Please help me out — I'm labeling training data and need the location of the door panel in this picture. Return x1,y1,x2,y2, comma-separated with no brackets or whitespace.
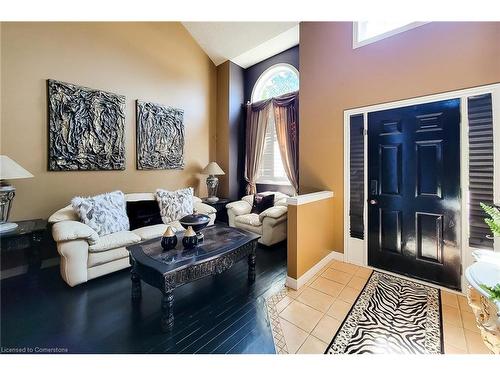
379,144,401,195
415,141,442,198
368,99,461,290
416,212,443,263
379,209,402,254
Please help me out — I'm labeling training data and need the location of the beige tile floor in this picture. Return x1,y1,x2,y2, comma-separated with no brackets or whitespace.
274,260,492,354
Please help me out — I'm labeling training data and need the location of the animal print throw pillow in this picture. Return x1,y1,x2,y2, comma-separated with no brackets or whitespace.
156,187,194,224
72,191,130,236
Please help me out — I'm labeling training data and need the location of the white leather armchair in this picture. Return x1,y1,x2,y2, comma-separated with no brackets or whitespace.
226,191,288,246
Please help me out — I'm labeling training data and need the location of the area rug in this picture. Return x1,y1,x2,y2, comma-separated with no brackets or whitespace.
326,271,443,354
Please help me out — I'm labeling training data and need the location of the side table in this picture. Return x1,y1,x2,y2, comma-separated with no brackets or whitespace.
201,198,233,224
0,219,48,275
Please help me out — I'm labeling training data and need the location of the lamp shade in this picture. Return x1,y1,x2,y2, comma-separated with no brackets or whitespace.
0,156,34,180
201,162,225,175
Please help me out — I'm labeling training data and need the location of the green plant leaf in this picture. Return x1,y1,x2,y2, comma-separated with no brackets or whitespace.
480,203,500,237
480,283,500,302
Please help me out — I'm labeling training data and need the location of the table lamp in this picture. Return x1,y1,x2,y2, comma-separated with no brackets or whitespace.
201,162,225,203
0,155,34,233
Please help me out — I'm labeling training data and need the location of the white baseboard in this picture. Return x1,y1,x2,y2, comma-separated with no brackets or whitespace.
331,250,344,261
286,250,343,290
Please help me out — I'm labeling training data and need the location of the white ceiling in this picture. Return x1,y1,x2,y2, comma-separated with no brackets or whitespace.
182,22,299,68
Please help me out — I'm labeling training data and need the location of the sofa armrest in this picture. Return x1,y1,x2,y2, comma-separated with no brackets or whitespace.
194,201,217,215
259,206,287,222
48,205,79,223
52,221,99,245
226,200,252,216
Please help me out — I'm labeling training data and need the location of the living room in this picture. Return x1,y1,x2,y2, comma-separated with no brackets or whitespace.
1,0,499,372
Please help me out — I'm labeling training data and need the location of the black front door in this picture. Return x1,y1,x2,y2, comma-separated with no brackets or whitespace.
368,99,461,290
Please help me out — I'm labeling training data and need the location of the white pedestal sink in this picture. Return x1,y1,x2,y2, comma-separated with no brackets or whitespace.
464,250,500,354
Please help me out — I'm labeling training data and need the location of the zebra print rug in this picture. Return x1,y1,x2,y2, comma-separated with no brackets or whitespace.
326,271,443,354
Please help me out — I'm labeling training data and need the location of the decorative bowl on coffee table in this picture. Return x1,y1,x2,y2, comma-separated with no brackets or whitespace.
179,213,210,240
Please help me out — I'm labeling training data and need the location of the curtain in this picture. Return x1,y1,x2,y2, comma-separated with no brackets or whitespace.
244,91,299,195
244,100,272,195
273,91,299,194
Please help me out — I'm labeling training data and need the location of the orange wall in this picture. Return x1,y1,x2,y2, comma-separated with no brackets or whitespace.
287,197,335,279
1,22,217,220
299,21,500,253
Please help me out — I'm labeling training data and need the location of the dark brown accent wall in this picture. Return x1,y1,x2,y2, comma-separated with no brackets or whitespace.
240,46,300,197
216,61,244,200
243,46,299,102
229,62,245,199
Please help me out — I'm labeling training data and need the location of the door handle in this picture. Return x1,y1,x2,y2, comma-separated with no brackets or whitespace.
369,199,378,205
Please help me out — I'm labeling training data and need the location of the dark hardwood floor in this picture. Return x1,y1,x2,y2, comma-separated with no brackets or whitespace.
0,243,287,354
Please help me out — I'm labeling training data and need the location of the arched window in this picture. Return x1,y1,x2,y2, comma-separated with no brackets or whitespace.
251,64,299,102
251,64,299,185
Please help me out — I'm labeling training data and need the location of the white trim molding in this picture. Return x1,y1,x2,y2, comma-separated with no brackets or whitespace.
285,250,343,290
286,190,334,206
493,90,500,253
343,82,500,293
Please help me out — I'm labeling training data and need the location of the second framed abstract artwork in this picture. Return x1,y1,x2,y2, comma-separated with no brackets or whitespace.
136,100,185,170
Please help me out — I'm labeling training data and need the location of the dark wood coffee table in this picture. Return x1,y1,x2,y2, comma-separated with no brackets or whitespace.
127,224,260,332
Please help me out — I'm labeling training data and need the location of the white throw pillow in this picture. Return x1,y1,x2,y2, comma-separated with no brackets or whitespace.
156,187,194,224
72,191,130,236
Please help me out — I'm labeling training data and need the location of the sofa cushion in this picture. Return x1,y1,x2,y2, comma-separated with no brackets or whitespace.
72,191,130,236
275,197,288,207
235,213,262,227
234,220,263,235
251,193,275,214
88,231,141,253
126,200,163,230
259,206,288,221
88,247,129,268
156,187,194,224
242,191,288,208
132,222,184,241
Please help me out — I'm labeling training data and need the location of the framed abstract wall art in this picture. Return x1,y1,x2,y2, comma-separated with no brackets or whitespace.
48,79,126,171
136,100,185,170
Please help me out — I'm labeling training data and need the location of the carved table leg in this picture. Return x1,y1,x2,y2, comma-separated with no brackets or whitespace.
161,291,174,332
248,252,256,283
131,269,142,300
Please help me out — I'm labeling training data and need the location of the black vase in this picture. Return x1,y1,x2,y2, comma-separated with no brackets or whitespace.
179,213,210,241
161,226,177,251
182,226,198,249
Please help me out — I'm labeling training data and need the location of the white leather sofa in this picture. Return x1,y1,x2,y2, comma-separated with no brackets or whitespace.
48,193,216,287
226,191,288,246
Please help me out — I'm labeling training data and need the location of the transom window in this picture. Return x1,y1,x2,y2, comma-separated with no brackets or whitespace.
353,21,428,49
251,64,299,185
251,63,299,102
